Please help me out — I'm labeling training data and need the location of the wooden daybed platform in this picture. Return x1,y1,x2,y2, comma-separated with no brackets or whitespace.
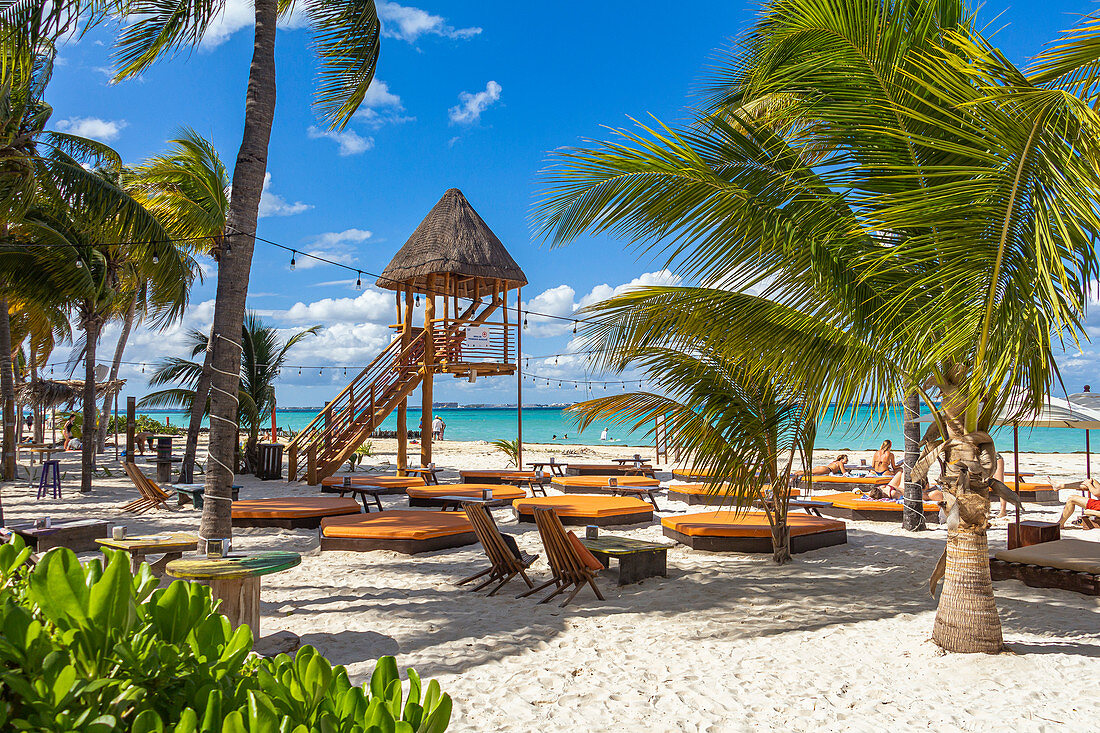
458,469,537,485
990,538,1100,596
551,476,660,493
813,492,941,523
798,475,892,494
565,463,656,477
670,467,730,482
231,497,362,529
513,495,654,527
1005,481,1059,504
663,511,846,553
667,483,801,505
406,484,526,507
320,475,426,496
319,510,477,554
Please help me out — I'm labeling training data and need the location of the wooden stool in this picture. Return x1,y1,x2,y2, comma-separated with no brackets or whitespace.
36,459,61,500
1008,520,1060,549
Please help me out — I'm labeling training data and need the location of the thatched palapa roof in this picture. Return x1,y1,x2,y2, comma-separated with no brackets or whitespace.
17,378,126,410
376,188,527,293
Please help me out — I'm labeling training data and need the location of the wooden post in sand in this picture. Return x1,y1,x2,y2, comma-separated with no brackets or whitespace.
397,285,413,475
516,286,523,471
126,397,135,463
421,274,435,467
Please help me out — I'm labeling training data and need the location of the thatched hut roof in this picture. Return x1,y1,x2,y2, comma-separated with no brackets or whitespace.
376,188,527,293
17,378,126,410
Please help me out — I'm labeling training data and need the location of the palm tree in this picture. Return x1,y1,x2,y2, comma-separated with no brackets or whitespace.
567,330,818,563
110,0,380,549
139,313,318,474
536,0,1100,652
98,130,229,463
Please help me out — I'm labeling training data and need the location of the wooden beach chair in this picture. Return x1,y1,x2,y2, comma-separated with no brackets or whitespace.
519,507,604,607
458,503,538,595
122,462,175,514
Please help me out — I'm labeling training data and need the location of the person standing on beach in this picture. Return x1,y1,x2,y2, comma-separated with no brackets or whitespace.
601,428,608,441
433,415,445,441
62,416,75,450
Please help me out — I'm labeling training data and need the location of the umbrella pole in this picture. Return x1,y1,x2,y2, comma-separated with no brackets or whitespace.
1014,422,1020,527
1087,430,1091,481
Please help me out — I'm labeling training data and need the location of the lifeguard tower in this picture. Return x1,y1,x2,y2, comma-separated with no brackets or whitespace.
287,189,527,484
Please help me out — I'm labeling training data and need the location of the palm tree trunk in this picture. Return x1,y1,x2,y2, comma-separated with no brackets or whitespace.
98,295,136,453
80,306,100,493
29,342,41,443
199,0,277,552
0,294,15,484
180,342,212,483
902,390,924,531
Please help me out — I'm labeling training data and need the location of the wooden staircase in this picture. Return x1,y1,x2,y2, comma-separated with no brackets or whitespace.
286,332,427,484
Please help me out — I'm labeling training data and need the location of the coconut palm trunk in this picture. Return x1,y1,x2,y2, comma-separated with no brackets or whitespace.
199,0,277,550
0,294,15,482
180,343,212,483
97,294,136,453
80,304,100,493
28,341,40,443
902,391,923,531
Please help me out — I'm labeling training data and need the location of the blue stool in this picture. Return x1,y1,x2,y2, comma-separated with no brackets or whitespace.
37,459,61,500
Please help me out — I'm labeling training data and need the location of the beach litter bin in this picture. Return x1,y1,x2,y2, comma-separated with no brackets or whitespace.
257,443,284,480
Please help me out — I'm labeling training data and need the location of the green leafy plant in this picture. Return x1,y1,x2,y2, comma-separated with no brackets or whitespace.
488,438,520,468
0,537,452,731
347,442,373,472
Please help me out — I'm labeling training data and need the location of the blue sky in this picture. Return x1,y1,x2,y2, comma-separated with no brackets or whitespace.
44,0,1100,407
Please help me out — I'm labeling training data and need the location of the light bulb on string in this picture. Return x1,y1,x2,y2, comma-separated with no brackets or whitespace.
355,272,362,290
523,312,528,328
343,367,347,376
141,364,145,373
415,294,420,307
152,254,159,264
572,320,577,334
75,257,83,269
298,367,302,375
290,251,297,270
319,368,323,376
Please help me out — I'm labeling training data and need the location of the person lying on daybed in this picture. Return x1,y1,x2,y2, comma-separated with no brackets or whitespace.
809,454,849,476
1057,478,1100,528
860,471,944,503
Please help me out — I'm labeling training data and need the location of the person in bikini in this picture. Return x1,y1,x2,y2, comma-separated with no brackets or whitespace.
1057,478,1100,528
810,454,849,476
870,440,897,475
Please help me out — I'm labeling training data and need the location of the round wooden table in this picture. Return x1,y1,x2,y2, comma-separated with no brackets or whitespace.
166,551,301,638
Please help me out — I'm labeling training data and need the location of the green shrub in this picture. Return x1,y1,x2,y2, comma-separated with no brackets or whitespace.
103,414,185,436
0,537,452,732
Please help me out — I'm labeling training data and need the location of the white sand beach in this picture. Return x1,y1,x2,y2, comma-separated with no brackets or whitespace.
5,438,1098,731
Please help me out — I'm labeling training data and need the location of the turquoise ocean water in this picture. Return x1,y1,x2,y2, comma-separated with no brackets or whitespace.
135,405,1092,453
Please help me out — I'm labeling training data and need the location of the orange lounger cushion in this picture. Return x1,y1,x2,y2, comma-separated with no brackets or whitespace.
669,483,800,497
513,495,652,518
671,467,729,478
551,476,660,488
662,511,844,538
815,492,940,512
321,476,425,488
406,484,526,501
1011,482,1055,492
320,510,472,540
232,497,361,519
459,470,536,480
804,475,892,485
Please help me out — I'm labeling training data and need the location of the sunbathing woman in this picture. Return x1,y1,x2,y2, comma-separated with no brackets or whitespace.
1057,478,1100,528
879,470,943,502
871,440,897,475
810,454,849,476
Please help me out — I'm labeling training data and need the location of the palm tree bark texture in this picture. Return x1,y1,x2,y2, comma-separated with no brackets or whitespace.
0,293,15,482
199,0,276,551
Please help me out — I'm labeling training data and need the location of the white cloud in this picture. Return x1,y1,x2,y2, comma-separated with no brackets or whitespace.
291,228,374,270
54,116,127,142
521,270,682,337
377,2,481,42
448,81,501,125
308,126,374,156
577,269,681,308
355,81,416,128
258,173,312,217
282,289,393,324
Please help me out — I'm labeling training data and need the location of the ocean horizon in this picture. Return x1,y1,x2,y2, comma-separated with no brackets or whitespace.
131,404,1096,454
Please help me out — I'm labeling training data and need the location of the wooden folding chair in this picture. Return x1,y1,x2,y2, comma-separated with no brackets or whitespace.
457,503,539,595
519,507,604,607
121,462,175,514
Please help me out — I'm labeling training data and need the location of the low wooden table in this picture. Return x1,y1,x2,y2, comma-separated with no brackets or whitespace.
174,483,241,509
580,535,671,585
502,474,550,497
166,551,301,638
434,495,511,511
6,519,108,552
403,467,442,485
612,457,652,466
527,461,567,477
96,532,198,575
329,484,388,512
1008,520,1060,550
788,499,834,517
606,485,662,511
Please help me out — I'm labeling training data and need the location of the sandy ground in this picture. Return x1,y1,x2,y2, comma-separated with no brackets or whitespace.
4,437,1098,732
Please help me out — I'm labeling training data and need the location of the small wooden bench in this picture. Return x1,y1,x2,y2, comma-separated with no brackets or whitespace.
166,551,302,638
96,532,199,576
7,519,108,553
579,535,671,585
